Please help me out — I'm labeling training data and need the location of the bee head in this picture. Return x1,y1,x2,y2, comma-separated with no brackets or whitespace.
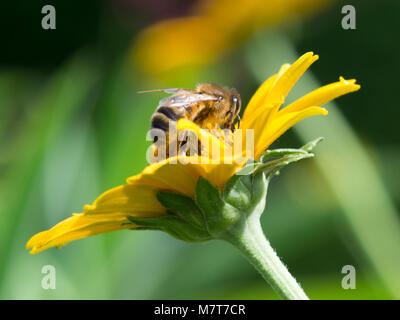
196,83,242,129
217,89,241,130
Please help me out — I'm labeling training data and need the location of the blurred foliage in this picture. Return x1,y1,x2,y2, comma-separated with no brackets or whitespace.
132,0,332,74
0,0,399,299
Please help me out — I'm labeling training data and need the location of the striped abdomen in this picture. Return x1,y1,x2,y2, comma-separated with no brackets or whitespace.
150,105,186,133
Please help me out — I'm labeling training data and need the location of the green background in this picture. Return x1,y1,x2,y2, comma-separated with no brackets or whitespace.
0,0,399,299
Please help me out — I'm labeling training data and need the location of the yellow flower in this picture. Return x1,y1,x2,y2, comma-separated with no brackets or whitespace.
133,0,332,74
26,52,359,254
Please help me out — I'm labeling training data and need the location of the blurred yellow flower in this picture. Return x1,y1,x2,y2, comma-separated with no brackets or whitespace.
133,0,332,74
26,52,359,254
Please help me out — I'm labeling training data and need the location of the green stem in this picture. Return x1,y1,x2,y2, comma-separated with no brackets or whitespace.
225,218,309,300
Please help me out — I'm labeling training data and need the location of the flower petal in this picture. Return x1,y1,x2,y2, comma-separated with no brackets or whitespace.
196,159,244,188
241,63,290,125
254,106,328,159
128,157,200,196
26,184,166,254
83,184,166,216
279,77,360,115
267,52,319,106
177,118,231,159
26,216,132,254
242,74,278,122
128,154,244,194
240,54,318,148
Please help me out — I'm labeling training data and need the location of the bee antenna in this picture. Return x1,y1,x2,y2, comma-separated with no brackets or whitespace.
137,89,157,94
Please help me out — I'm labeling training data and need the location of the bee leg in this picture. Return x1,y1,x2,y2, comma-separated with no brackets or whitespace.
236,114,241,129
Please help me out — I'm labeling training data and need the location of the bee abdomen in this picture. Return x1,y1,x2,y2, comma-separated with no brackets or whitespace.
158,106,181,121
151,106,184,131
151,113,170,132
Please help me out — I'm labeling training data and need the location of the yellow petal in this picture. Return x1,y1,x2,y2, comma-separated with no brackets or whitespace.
267,52,319,107
254,106,328,159
196,157,244,188
280,77,360,115
177,118,231,159
26,184,166,254
128,157,200,196
83,184,166,217
175,119,246,186
239,105,275,157
242,74,278,122
26,216,131,254
128,154,244,195
240,54,318,144
241,63,290,125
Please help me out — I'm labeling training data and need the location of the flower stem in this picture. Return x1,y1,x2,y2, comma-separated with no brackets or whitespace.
225,218,309,300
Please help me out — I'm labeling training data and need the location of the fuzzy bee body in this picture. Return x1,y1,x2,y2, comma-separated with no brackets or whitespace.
149,83,241,133
142,83,241,159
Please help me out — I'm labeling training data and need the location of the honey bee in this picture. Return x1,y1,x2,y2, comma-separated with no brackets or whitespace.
140,83,241,159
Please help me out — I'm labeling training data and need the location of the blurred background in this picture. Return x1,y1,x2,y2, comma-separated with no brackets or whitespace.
0,0,399,299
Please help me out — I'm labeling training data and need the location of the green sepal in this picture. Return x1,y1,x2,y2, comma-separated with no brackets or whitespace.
254,152,314,176
222,137,324,220
235,159,263,176
223,174,253,210
255,137,324,176
156,191,205,228
233,136,323,178
259,148,309,163
127,215,211,242
195,177,241,238
301,136,324,152
223,171,268,220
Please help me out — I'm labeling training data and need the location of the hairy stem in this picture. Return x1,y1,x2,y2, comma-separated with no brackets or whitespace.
225,218,309,300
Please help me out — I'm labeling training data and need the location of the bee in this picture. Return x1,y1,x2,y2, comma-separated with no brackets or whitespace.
140,83,241,159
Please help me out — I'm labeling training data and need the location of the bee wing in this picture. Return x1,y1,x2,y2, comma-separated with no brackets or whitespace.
137,88,194,94
159,93,219,107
